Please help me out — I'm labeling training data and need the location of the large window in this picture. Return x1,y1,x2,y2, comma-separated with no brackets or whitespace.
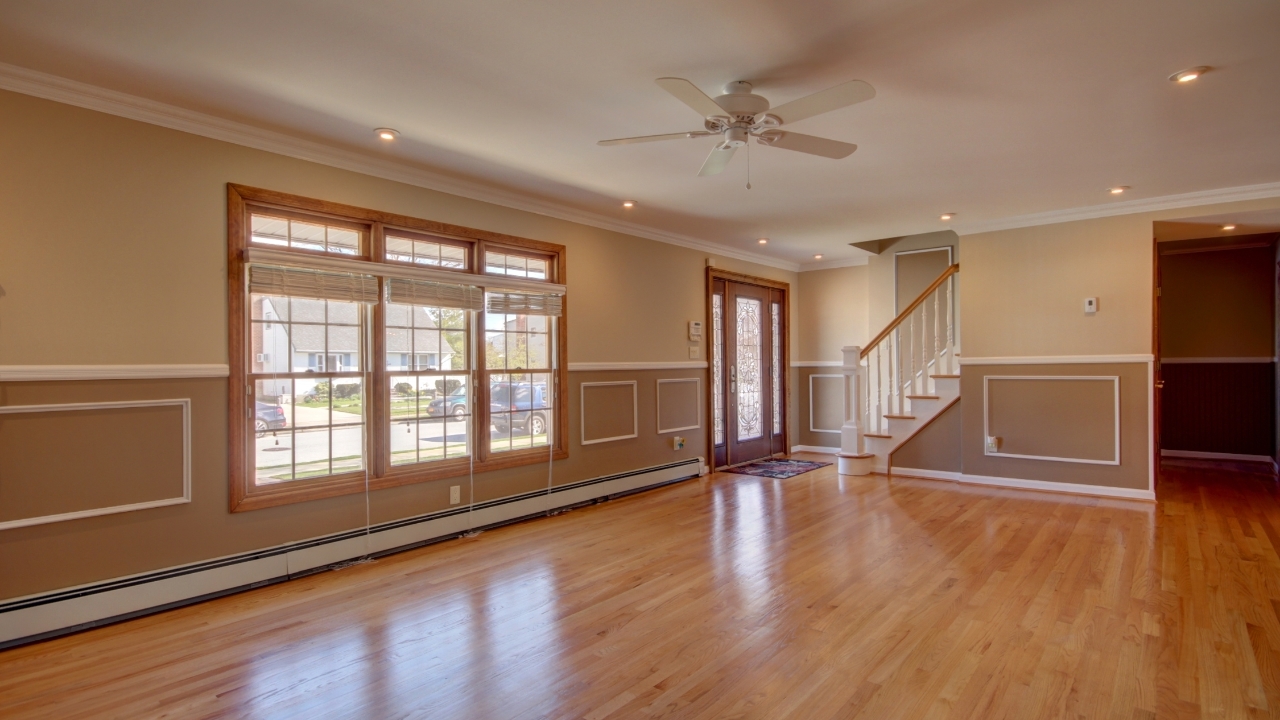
229,186,567,511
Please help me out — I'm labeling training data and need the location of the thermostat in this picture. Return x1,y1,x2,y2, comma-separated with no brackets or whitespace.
1084,297,1098,314
688,320,703,341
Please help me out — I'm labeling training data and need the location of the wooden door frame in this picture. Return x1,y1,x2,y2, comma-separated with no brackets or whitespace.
1152,236,1161,492
706,267,791,468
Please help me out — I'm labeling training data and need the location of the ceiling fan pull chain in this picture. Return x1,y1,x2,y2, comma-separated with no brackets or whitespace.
746,140,752,190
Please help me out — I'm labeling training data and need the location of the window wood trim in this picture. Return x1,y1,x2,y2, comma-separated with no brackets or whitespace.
228,184,568,512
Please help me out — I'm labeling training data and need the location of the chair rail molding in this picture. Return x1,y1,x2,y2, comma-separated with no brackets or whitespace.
0,365,230,381
959,354,1154,365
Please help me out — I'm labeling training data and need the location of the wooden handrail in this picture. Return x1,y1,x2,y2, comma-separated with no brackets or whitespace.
860,263,959,359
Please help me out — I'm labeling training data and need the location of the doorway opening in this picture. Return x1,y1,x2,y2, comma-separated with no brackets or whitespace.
1153,210,1280,478
708,269,789,469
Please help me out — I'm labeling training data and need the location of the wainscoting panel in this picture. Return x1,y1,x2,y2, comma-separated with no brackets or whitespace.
656,378,700,434
985,376,1119,464
1161,362,1275,457
580,381,638,445
0,399,191,530
808,374,844,434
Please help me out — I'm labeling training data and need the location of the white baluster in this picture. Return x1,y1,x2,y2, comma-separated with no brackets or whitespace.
932,288,941,391
946,276,955,374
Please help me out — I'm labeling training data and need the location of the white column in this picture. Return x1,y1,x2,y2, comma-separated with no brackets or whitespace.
838,345,873,476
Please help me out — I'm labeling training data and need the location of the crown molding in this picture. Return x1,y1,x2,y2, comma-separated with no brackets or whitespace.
955,182,1280,235
0,62,800,272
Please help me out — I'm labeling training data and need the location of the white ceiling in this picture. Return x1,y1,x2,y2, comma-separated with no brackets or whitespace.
1,0,1277,267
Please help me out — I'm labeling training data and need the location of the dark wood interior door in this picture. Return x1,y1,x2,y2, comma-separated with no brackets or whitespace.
725,280,774,465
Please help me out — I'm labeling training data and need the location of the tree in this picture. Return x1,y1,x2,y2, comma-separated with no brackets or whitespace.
393,382,414,396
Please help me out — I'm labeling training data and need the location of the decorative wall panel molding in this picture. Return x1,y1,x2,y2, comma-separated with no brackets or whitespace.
0,399,191,530
983,376,1120,465
808,374,844,434
656,378,701,434
580,381,638,445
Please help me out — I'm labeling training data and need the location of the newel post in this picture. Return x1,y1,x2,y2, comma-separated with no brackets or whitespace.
838,345,874,476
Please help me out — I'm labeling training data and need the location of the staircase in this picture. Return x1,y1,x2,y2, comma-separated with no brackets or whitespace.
837,263,959,476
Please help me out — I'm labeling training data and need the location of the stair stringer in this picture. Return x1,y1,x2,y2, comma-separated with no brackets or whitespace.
865,376,960,474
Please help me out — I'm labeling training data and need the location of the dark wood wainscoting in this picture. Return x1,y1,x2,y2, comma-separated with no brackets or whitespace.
1161,362,1275,456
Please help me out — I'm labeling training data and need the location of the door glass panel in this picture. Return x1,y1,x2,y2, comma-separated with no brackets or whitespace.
712,294,724,446
735,297,763,441
771,302,782,436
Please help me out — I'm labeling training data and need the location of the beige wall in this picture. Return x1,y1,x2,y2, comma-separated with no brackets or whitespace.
0,89,803,600
794,366,843,449
796,265,869,362
0,89,797,368
890,400,962,473
1160,243,1276,358
959,199,1280,359
868,231,959,338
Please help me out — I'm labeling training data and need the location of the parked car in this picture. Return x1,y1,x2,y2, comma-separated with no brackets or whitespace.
490,383,550,436
255,401,287,437
426,385,468,418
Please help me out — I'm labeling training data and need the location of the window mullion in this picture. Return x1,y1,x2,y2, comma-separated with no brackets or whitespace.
370,222,388,479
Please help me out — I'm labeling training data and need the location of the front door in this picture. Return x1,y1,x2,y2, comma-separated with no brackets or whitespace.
723,280,783,466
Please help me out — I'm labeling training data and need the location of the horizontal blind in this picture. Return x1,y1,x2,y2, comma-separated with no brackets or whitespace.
249,265,380,304
486,291,563,317
386,277,483,311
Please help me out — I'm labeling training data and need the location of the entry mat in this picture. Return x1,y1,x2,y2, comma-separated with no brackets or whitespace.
726,458,831,479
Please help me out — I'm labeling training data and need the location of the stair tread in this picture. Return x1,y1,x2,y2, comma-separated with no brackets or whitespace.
906,394,940,399
865,433,893,438
930,374,960,378
884,414,916,420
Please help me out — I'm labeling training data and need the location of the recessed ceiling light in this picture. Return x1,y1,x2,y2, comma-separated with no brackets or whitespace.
375,128,399,140
1109,186,1129,195
758,238,768,244
622,201,635,208
940,213,955,221
1222,224,1236,231
814,254,823,260
1170,66,1210,83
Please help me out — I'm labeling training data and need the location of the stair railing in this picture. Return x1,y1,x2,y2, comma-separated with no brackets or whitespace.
840,263,959,459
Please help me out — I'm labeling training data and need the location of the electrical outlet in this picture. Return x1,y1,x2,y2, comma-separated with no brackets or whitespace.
449,485,460,504
689,346,701,360
986,436,1001,453
672,436,685,450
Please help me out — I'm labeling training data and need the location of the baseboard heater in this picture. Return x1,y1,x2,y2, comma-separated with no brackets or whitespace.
0,458,703,650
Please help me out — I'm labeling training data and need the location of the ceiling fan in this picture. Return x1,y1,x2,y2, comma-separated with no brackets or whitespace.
598,77,875,177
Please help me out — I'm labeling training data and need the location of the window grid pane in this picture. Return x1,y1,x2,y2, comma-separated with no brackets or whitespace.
485,311,553,453
250,214,362,256
250,293,367,484
386,235,470,271
387,302,471,466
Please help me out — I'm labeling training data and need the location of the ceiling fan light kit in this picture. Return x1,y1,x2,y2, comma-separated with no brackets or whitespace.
599,77,875,178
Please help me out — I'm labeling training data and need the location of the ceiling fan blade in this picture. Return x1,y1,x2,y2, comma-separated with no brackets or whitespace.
759,132,857,159
766,80,875,125
698,144,736,176
597,131,714,146
656,78,726,119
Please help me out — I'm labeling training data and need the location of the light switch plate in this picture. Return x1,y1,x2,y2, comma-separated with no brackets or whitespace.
689,346,701,359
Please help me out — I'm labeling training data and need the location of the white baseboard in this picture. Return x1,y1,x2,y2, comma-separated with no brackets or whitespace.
790,445,840,454
1161,449,1276,464
0,459,701,648
890,467,1156,501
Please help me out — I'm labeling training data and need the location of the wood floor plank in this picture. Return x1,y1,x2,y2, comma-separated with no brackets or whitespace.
4,459,1280,718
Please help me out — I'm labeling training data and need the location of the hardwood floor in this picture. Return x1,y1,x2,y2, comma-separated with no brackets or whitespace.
3,456,1280,718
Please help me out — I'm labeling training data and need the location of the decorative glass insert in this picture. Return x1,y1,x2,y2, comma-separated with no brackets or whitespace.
250,295,367,484
250,214,360,255
385,235,468,270
712,294,724,446
485,311,554,452
736,297,763,441
771,302,781,436
484,251,548,280
386,303,470,466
